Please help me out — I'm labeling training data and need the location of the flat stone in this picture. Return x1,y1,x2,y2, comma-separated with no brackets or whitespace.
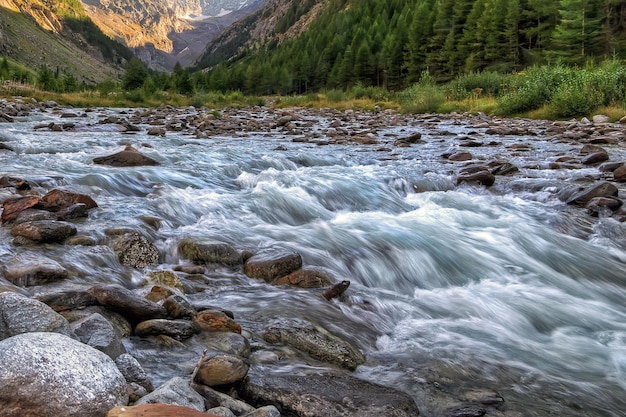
10,220,77,243
244,249,302,282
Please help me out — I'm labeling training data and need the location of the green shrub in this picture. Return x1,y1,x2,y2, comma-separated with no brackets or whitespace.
445,71,509,100
399,82,446,114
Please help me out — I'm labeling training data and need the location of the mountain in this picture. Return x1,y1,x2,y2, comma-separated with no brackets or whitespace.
80,0,267,70
0,0,132,83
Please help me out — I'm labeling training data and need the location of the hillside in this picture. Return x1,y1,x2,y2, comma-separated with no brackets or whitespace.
194,0,626,95
0,0,132,84
80,0,266,70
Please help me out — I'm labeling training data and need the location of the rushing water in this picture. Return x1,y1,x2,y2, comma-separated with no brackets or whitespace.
2,106,626,416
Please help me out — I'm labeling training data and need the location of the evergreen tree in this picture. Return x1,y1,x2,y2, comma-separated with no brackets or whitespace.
547,0,602,64
122,57,148,91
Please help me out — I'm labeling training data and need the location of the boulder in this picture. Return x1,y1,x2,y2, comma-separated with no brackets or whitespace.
263,319,365,371
93,145,159,167
115,353,155,393
40,189,98,211
193,353,250,387
239,369,420,417
10,219,77,243
0,332,128,417
566,181,619,206
244,250,303,282
194,309,242,334
582,150,609,165
88,284,167,323
135,376,205,411
2,253,69,286
114,232,160,268
71,313,126,359
135,319,197,340
0,291,74,340
178,239,242,266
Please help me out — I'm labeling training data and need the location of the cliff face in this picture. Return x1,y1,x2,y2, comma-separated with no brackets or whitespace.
80,0,267,70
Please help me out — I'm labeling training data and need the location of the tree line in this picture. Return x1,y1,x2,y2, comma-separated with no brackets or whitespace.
192,0,626,95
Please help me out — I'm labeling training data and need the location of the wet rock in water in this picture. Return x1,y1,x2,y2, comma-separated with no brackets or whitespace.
10,219,77,243
263,319,365,371
447,151,473,161
271,267,334,288
0,292,74,340
193,352,250,387
456,171,495,187
88,284,167,323
491,161,519,176
194,309,242,334
0,142,14,151
2,254,69,286
71,313,127,359
147,127,166,136
322,280,350,300
107,404,217,417
195,331,251,358
613,165,626,182
115,353,155,393
599,161,624,172
178,239,242,266
14,208,57,224
566,181,619,206
114,232,160,268
37,289,98,312
1,195,41,223
146,269,186,292
582,150,609,165
460,389,505,407
444,405,487,417
192,384,255,415
0,332,128,417
40,188,98,211
93,145,159,167
134,376,205,411
145,285,174,302
239,369,420,417
244,249,303,282
586,196,623,216
135,319,197,340
163,294,197,319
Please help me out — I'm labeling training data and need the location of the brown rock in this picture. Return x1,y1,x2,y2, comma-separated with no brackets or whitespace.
456,171,496,187
243,250,302,282
194,310,242,334
40,189,98,211
613,165,626,182
93,145,159,167
10,220,77,243
193,353,250,387
271,267,334,288
107,404,218,417
88,284,167,323
1,195,41,223
582,150,609,165
566,181,619,206
448,151,472,161
134,319,196,339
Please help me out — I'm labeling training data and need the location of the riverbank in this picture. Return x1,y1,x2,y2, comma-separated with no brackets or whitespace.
1,97,626,417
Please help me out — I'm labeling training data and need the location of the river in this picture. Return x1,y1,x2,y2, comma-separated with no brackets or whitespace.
1,104,626,416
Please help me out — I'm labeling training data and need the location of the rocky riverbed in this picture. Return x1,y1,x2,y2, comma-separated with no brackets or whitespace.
1,97,626,417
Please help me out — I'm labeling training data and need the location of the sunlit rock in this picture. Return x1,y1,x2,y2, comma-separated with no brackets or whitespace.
193,352,249,387
194,309,242,334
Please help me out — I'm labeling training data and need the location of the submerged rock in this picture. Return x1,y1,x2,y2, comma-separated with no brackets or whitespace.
263,319,365,371
240,369,419,417
93,145,159,167
0,332,128,417
10,219,77,243
244,250,302,282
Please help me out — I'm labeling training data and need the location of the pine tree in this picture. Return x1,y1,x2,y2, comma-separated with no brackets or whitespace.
122,58,148,91
547,0,602,64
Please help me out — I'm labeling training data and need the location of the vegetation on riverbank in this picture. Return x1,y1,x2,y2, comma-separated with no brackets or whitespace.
2,56,626,121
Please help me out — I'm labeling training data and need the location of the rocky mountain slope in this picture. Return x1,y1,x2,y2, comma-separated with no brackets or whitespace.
0,0,131,83
81,0,267,70
193,0,325,70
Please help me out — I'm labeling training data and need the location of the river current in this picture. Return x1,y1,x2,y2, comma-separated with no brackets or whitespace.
2,106,626,416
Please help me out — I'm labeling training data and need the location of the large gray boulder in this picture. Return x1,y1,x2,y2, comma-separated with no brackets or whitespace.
135,376,205,411
71,312,126,359
0,291,74,340
0,332,128,417
240,369,419,417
